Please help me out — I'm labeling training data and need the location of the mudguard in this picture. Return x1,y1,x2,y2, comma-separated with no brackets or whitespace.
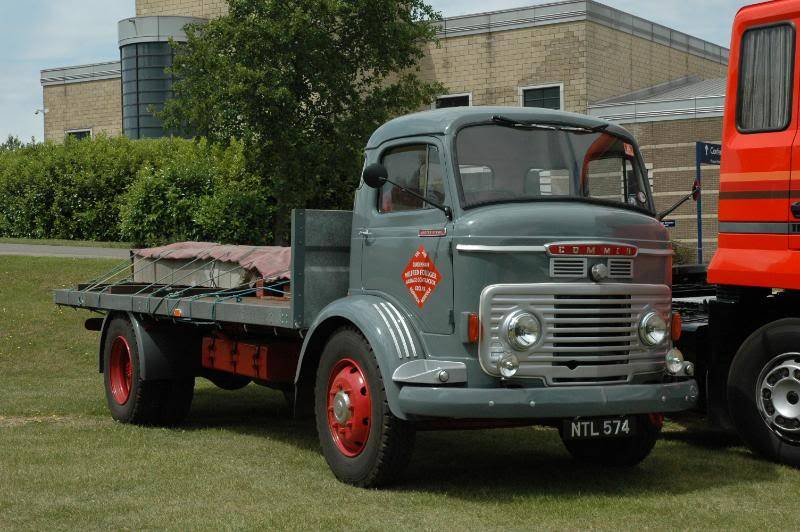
297,295,426,420
99,312,195,380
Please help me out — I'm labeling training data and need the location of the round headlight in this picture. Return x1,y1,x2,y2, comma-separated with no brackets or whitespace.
665,348,685,375
639,312,667,346
499,353,520,378
506,312,541,351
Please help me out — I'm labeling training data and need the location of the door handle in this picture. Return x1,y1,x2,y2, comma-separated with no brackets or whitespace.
792,202,800,219
358,229,373,237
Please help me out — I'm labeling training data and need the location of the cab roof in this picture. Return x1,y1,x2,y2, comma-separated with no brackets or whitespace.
366,106,632,149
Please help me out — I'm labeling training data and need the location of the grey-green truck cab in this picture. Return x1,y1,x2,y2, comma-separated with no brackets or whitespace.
56,107,697,487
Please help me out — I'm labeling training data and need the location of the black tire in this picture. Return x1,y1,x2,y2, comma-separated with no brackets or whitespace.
559,415,661,467
102,316,195,426
204,370,251,391
728,318,800,468
314,327,415,487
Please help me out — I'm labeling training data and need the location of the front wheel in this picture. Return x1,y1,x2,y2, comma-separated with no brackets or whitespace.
559,415,661,467
728,319,800,468
314,327,415,487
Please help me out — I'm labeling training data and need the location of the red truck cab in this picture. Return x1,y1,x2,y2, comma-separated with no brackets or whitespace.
710,0,800,289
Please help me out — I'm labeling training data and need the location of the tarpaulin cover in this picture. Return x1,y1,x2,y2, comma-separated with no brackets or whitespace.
133,242,292,281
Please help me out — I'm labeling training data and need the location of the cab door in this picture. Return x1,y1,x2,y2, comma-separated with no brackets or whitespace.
725,21,799,249
360,138,454,334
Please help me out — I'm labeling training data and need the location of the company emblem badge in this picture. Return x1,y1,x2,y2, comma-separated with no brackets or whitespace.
418,228,447,238
402,246,441,308
546,243,638,257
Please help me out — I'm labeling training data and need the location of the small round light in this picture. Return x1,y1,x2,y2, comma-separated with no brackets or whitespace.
506,312,541,351
499,353,520,378
683,361,695,377
665,348,685,375
639,312,668,346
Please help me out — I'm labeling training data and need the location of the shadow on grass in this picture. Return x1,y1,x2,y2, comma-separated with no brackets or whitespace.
183,384,775,497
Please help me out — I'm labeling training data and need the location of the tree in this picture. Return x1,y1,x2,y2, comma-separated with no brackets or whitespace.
1,135,24,151
162,0,443,243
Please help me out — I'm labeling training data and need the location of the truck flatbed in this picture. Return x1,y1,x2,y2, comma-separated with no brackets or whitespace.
54,210,352,330
54,287,293,328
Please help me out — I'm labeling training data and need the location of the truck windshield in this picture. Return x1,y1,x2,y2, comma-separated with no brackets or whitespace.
455,123,651,212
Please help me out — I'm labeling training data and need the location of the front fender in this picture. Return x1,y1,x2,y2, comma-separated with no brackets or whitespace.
297,295,425,420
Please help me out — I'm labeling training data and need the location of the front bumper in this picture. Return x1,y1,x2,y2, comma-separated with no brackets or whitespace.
397,379,698,419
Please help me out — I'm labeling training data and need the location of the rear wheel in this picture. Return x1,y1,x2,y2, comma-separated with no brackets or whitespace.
314,327,415,487
559,415,661,466
102,316,194,426
728,319,800,468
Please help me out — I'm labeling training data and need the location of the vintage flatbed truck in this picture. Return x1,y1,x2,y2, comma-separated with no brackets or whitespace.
55,107,697,487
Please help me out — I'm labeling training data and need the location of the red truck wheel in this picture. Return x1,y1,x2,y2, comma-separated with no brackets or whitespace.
102,316,195,426
728,319,800,468
314,327,415,487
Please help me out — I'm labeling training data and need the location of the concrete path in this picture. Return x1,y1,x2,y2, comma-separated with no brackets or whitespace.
0,243,130,260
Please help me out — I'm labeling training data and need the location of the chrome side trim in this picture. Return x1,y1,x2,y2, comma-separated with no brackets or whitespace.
719,222,789,234
458,244,672,256
638,248,674,256
373,304,403,359
384,303,418,358
456,245,546,253
380,302,410,359
392,360,467,384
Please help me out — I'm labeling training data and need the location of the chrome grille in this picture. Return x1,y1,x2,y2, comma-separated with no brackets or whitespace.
608,258,634,279
550,258,587,278
479,283,670,386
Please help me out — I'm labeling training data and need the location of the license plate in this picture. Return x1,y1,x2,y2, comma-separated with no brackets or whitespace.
562,416,635,440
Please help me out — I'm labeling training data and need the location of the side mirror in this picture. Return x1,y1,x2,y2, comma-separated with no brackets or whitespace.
363,163,388,189
691,180,701,202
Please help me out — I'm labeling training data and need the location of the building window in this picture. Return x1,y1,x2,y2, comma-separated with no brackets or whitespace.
737,23,795,133
435,93,471,109
520,84,563,110
65,129,92,141
121,42,176,139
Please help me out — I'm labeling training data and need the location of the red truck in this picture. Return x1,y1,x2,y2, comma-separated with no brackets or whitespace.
678,0,800,468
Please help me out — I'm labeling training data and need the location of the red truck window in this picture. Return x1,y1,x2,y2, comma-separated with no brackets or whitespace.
737,23,795,133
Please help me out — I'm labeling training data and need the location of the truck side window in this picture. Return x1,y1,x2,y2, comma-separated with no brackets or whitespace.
737,24,795,132
379,145,445,213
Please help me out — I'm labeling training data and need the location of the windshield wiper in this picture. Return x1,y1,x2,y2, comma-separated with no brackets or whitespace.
490,115,609,134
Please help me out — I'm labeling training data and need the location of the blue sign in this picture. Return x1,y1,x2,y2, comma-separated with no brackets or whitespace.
697,142,722,166
662,220,677,228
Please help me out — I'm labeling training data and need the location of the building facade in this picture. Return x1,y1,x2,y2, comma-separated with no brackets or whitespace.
40,0,729,261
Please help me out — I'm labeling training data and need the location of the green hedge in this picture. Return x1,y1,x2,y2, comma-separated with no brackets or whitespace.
0,136,273,247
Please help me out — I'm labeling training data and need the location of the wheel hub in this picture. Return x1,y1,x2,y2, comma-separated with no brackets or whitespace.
333,390,352,424
109,336,133,406
757,353,800,438
326,358,371,457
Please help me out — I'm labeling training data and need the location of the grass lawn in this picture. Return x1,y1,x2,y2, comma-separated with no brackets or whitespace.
0,237,131,249
1,255,798,530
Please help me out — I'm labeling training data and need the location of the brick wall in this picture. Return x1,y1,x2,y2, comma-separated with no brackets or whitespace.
136,0,228,18
586,23,728,104
420,22,588,113
626,117,723,262
43,79,122,143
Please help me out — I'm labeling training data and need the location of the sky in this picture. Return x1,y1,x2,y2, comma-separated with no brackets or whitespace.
0,0,751,143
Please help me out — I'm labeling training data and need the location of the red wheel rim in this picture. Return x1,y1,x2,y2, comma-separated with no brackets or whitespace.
327,358,371,457
109,336,133,405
